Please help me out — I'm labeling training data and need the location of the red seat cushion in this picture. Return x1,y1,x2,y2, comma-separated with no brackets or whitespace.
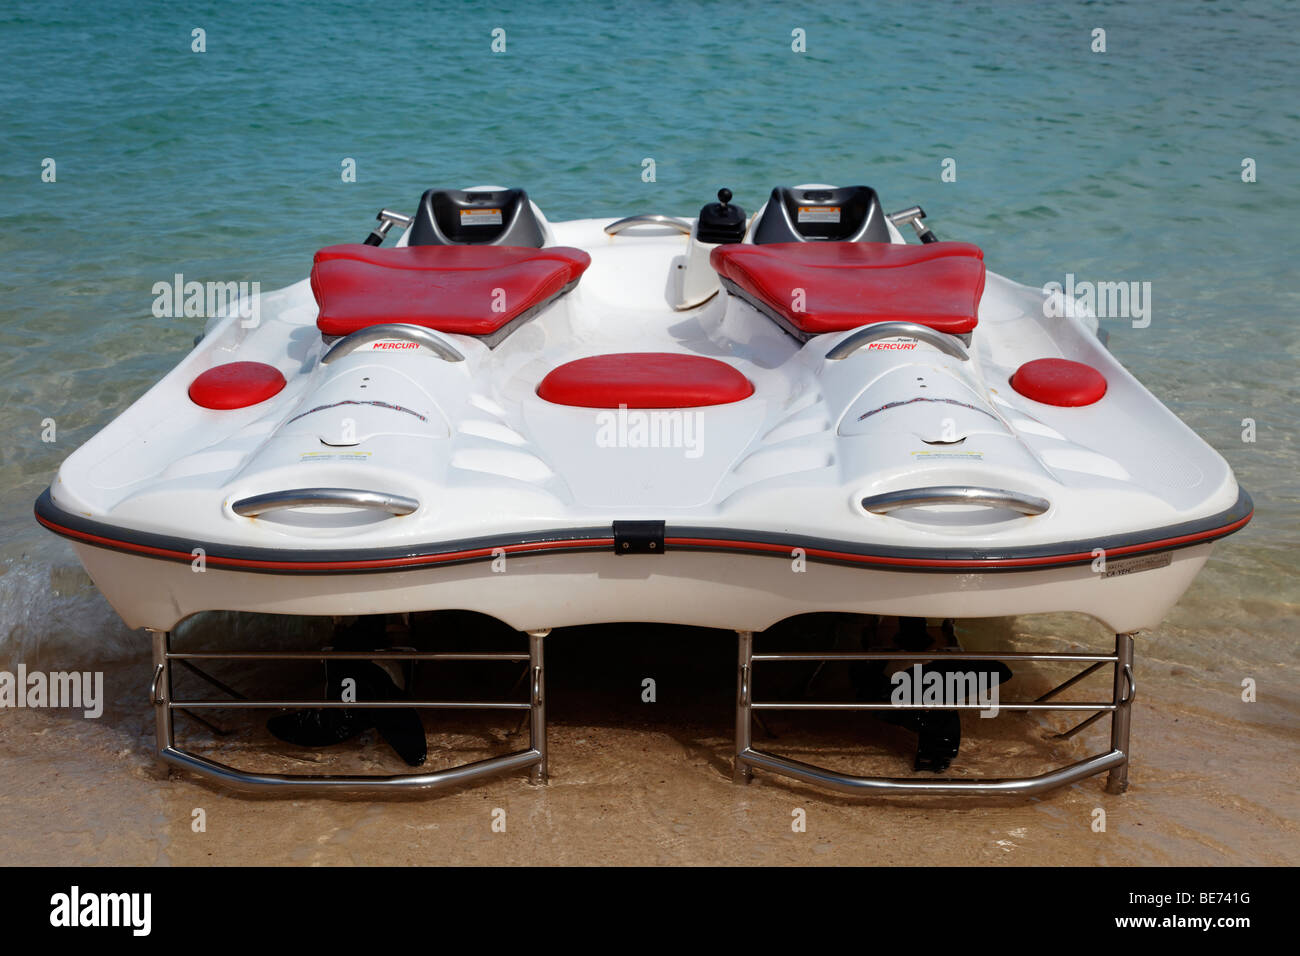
537,353,754,408
1010,358,1107,406
711,241,985,336
189,362,286,409
311,244,590,337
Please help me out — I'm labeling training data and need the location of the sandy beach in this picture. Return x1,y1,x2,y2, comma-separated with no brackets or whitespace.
2,606,1295,867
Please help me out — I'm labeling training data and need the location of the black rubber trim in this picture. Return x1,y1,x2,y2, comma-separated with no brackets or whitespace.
34,487,1252,576
35,488,611,574
667,485,1253,571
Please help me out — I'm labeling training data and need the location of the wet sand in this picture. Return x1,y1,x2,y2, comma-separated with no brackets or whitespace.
2,613,1296,867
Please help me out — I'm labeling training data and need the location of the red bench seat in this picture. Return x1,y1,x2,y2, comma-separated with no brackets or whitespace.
311,244,590,341
711,241,986,339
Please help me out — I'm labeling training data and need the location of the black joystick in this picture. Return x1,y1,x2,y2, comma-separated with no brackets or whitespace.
697,187,746,244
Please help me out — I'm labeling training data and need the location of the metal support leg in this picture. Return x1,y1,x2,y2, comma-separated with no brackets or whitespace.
527,629,549,785
734,630,754,784
148,626,553,793
733,635,1133,797
148,629,172,760
1105,632,1136,794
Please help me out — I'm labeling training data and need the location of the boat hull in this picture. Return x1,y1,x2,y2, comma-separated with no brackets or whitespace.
68,535,1215,634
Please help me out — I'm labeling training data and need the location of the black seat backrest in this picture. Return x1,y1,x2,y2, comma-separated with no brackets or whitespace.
408,187,546,247
751,185,890,244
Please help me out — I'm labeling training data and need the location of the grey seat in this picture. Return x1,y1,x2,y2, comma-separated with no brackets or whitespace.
408,187,546,247
751,185,890,244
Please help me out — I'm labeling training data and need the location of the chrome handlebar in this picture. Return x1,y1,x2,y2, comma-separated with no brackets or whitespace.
364,209,414,245
377,208,413,230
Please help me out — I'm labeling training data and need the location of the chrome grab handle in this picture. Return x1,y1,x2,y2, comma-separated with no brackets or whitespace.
378,208,413,230
322,323,465,364
363,208,414,246
886,205,938,243
232,488,419,517
861,485,1050,516
887,205,926,227
604,214,693,236
826,321,969,362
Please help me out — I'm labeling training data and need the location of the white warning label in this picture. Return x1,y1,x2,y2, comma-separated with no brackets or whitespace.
460,208,503,226
797,205,841,224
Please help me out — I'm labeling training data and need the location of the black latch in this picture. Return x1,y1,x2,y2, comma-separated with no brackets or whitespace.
613,520,666,555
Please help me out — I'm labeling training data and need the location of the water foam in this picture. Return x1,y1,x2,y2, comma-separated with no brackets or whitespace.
0,556,138,669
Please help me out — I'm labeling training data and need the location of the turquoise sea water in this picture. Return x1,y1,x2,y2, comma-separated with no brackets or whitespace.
0,0,1296,665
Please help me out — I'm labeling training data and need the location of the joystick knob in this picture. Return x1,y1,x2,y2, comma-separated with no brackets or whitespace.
697,188,746,244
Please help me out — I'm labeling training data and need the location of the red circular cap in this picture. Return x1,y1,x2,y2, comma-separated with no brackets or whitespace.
1010,358,1107,407
537,352,754,408
189,362,286,410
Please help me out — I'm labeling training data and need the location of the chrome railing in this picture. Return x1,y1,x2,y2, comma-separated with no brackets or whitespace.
148,629,550,792
604,214,693,236
734,631,1137,796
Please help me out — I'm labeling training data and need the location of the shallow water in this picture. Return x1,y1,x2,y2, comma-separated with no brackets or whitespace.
1,620,1295,866
0,1,1295,861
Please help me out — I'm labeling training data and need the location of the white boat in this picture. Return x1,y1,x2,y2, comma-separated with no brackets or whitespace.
35,183,1252,795
37,183,1251,634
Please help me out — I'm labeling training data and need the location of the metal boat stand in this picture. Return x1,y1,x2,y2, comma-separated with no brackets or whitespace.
733,630,1136,797
147,627,549,793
